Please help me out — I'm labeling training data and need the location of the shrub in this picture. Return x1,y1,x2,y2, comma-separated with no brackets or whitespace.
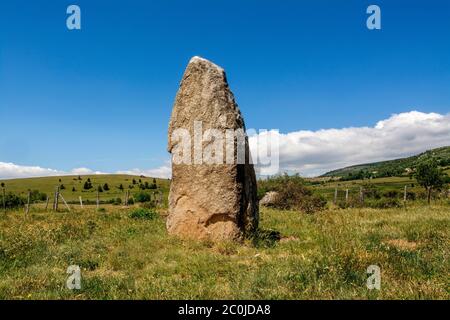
113,198,122,205
406,191,416,201
367,198,402,209
298,195,327,214
3,193,26,208
262,174,326,213
83,181,93,190
362,183,381,199
29,190,47,202
134,192,151,203
128,197,135,205
129,208,158,220
268,175,312,210
250,228,281,248
140,201,156,209
383,190,399,199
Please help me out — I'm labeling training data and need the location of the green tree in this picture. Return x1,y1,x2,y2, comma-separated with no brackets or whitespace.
118,184,124,191
415,159,446,204
1,182,5,188
98,185,103,193
83,181,92,190
103,183,110,191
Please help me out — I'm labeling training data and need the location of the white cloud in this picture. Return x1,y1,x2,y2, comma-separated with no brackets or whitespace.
0,163,108,179
116,163,172,179
249,111,450,177
1,111,448,180
0,162,171,180
0,162,63,179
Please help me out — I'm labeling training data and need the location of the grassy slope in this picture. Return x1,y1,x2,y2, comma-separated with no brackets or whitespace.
0,205,448,299
3,166,446,205
321,146,450,177
0,175,170,202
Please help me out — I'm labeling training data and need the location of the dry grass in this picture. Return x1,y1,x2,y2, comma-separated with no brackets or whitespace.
0,204,448,299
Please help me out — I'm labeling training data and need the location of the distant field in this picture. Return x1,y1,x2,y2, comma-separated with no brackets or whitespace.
2,173,447,207
0,175,170,202
0,204,448,299
311,175,431,202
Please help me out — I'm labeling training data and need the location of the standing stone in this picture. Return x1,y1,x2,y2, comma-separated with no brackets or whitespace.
167,56,259,241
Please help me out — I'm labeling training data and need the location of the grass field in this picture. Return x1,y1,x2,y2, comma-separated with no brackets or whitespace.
0,175,170,202
0,204,448,299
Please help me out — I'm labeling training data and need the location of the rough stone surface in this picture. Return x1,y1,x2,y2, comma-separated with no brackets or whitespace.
167,56,259,241
259,191,279,207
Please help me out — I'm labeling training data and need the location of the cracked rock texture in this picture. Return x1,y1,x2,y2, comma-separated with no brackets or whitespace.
167,56,259,241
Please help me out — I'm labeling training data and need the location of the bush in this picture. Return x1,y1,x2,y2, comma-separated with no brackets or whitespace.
2,193,26,208
29,190,47,202
262,174,326,213
298,195,327,214
134,192,151,203
362,183,381,199
140,201,156,209
383,190,399,199
367,198,402,209
250,228,281,248
129,208,158,220
406,191,416,201
113,198,122,205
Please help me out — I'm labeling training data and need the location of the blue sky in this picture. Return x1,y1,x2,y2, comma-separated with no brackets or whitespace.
1,0,449,178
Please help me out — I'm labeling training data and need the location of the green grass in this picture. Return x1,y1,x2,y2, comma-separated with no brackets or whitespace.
0,204,448,299
0,174,170,202
321,146,450,178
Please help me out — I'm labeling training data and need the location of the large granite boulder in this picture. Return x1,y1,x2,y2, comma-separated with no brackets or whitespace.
167,56,258,241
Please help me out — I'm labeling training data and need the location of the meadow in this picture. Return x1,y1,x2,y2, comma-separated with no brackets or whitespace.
1,175,170,203
0,203,448,299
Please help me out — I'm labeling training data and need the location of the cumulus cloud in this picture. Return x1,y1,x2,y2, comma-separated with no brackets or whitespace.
0,162,63,179
0,162,171,180
116,163,172,179
1,111,448,180
0,163,108,179
249,111,450,177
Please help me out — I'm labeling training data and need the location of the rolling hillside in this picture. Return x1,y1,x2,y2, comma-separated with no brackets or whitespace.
322,146,450,179
0,174,170,202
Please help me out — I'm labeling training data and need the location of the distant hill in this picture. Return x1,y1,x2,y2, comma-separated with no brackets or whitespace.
0,174,170,202
321,146,450,180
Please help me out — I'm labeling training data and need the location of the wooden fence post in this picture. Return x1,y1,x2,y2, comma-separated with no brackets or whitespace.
96,190,99,210
79,196,83,209
345,189,349,203
360,186,364,204
25,191,31,215
125,190,129,207
59,193,71,212
54,186,60,211
2,187,5,213
45,195,49,210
